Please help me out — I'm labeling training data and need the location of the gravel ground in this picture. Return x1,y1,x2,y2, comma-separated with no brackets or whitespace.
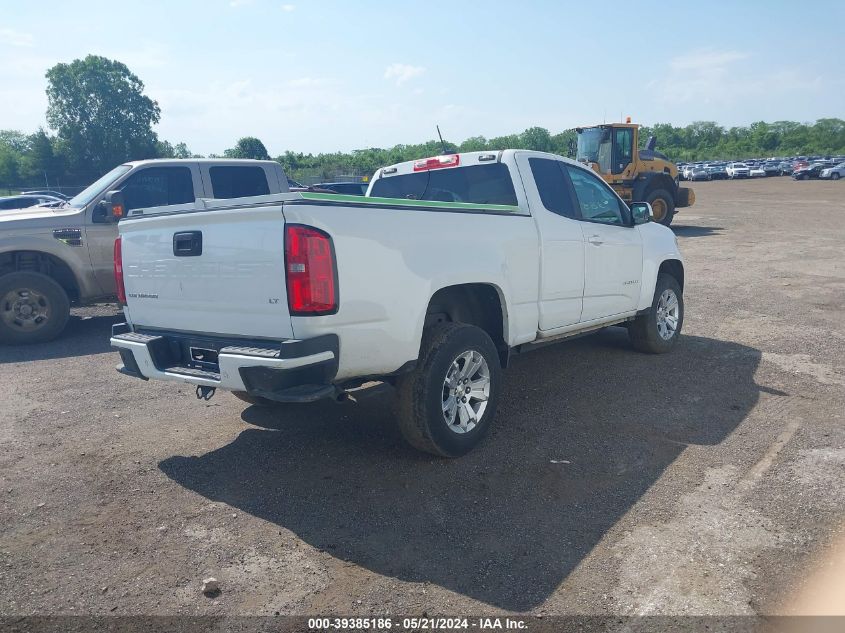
0,177,843,618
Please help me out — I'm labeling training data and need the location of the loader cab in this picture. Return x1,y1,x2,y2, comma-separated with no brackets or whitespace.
575,124,638,176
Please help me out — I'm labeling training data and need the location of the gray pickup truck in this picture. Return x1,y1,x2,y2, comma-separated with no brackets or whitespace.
0,159,289,344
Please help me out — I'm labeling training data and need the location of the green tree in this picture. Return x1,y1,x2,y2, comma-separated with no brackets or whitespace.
0,130,30,153
20,129,62,185
459,136,489,152
551,130,576,156
173,142,193,159
0,147,20,186
45,55,161,177
520,127,553,152
224,137,271,160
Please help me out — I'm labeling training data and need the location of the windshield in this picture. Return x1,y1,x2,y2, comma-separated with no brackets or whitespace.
67,165,132,208
576,127,612,173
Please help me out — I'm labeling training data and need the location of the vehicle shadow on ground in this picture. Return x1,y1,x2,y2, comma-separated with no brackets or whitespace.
160,329,764,611
672,225,724,238
0,311,121,364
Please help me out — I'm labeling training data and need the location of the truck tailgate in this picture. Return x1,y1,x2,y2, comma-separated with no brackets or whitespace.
119,204,294,340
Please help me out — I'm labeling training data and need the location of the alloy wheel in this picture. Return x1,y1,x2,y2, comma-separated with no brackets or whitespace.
441,350,491,434
655,288,680,341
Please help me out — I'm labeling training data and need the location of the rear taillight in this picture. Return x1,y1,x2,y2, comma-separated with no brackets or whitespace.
413,154,460,171
114,237,126,305
285,225,337,315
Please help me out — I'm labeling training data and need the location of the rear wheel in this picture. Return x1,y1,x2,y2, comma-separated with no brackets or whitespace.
628,273,683,354
396,322,501,457
645,189,675,227
0,272,70,344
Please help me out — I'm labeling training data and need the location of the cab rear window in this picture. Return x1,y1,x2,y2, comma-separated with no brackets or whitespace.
209,166,270,199
370,163,518,206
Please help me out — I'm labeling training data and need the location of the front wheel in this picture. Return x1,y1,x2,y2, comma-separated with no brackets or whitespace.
644,189,675,227
0,272,70,344
396,323,501,457
628,273,684,354
832,173,840,180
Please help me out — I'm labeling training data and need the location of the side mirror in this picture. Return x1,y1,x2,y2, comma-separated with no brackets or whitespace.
93,190,126,223
630,202,652,225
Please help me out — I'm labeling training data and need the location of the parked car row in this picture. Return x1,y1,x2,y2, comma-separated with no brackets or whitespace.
678,155,845,182
792,161,845,180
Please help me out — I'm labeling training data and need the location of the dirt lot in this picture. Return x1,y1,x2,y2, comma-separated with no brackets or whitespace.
1,177,843,618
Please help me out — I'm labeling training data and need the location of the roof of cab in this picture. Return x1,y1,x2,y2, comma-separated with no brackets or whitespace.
121,158,280,168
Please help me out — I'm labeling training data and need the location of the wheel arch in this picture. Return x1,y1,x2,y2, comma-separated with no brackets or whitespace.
0,250,81,302
424,282,510,367
637,256,684,311
658,258,684,292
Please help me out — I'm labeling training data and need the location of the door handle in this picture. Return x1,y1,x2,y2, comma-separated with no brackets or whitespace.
173,231,203,256
587,235,604,246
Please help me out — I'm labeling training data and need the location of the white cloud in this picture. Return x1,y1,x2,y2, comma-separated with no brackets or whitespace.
384,63,425,86
650,49,753,106
0,28,34,47
281,4,296,11
669,50,748,72
288,77,327,88
94,41,170,71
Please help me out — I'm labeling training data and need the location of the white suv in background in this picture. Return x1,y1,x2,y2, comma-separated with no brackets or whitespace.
726,162,750,179
820,162,845,180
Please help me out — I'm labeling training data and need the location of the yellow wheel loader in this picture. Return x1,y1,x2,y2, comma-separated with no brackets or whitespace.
574,122,694,226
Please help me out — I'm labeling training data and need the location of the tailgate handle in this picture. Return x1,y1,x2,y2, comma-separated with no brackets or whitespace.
173,231,202,257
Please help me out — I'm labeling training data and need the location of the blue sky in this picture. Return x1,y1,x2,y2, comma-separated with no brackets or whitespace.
1,0,843,155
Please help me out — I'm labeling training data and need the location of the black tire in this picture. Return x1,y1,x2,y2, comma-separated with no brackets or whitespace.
0,272,70,345
232,391,280,407
644,188,675,227
396,322,501,457
628,273,684,354
832,173,840,180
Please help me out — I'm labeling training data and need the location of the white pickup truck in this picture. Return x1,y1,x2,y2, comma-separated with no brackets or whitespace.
111,150,684,456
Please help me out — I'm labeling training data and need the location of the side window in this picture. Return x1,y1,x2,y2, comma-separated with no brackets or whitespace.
613,128,633,174
564,165,628,226
528,158,576,218
209,166,270,199
121,167,194,211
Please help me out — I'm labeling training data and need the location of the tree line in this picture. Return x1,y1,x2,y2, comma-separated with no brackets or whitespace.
1,54,843,191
